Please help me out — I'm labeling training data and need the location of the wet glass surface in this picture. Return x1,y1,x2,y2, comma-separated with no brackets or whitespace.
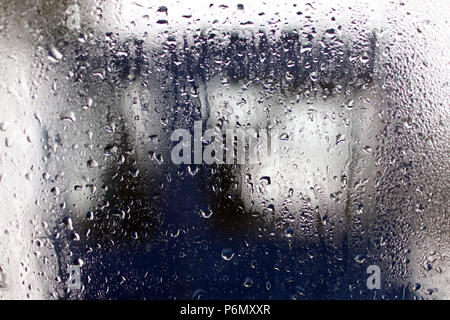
0,0,448,299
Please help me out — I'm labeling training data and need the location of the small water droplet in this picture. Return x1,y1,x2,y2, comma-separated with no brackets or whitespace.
260,176,271,185
0,122,8,131
49,47,63,61
85,211,94,220
221,248,234,261
309,71,319,82
199,208,213,219
345,99,354,109
363,146,372,154
63,217,73,230
61,111,76,122
336,133,346,145
51,186,60,196
87,159,98,168
71,232,80,241
192,289,206,300
4,137,12,147
412,283,421,291
284,226,294,238
360,51,370,63
354,254,366,264
130,232,138,240
243,277,253,288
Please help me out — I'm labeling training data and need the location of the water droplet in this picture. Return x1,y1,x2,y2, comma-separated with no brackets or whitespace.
345,99,354,109
130,232,138,240
86,211,94,220
363,146,372,154
157,6,168,14
87,159,98,168
51,186,60,196
71,232,80,241
61,111,76,122
4,137,12,147
284,226,294,238
243,277,253,288
199,208,213,219
412,283,421,291
192,289,206,300
309,71,319,82
354,254,366,264
360,51,370,63
49,47,63,61
63,217,73,230
260,176,271,185
0,122,8,131
221,248,234,261
336,134,346,145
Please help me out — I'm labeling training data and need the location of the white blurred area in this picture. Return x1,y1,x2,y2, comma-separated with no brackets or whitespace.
204,77,380,241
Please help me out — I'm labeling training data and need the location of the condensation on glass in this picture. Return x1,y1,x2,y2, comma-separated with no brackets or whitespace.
0,0,448,299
